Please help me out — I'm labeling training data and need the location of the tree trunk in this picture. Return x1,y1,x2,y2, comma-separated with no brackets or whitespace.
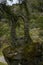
22,0,32,44
11,20,16,47
24,18,32,44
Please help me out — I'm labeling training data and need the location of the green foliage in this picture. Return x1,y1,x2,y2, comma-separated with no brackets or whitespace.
0,62,7,65
29,14,43,42
0,1,43,65
31,0,43,12
22,42,43,65
0,22,10,49
16,18,24,37
22,43,36,59
36,15,43,29
0,22,10,37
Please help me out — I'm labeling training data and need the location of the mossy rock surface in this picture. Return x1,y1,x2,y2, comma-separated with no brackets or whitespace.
3,46,23,59
2,46,23,65
3,46,15,59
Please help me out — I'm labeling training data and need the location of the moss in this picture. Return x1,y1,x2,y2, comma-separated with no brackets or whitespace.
22,43,40,60
0,62,7,65
3,46,15,59
3,45,22,59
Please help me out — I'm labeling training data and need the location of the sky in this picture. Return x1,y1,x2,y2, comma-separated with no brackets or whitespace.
7,0,19,6
0,0,22,6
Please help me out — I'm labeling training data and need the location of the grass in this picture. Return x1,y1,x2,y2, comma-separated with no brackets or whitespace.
0,62,7,65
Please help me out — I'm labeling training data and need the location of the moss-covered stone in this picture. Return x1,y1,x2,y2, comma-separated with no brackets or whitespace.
2,46,23,65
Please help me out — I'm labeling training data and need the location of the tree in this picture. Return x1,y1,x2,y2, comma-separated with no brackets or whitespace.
0,0,43,65
31,0,43,12
0,0,32,46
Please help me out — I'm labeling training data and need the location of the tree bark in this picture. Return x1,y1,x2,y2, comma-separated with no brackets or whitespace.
22,0,32,44
11,18,17,47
